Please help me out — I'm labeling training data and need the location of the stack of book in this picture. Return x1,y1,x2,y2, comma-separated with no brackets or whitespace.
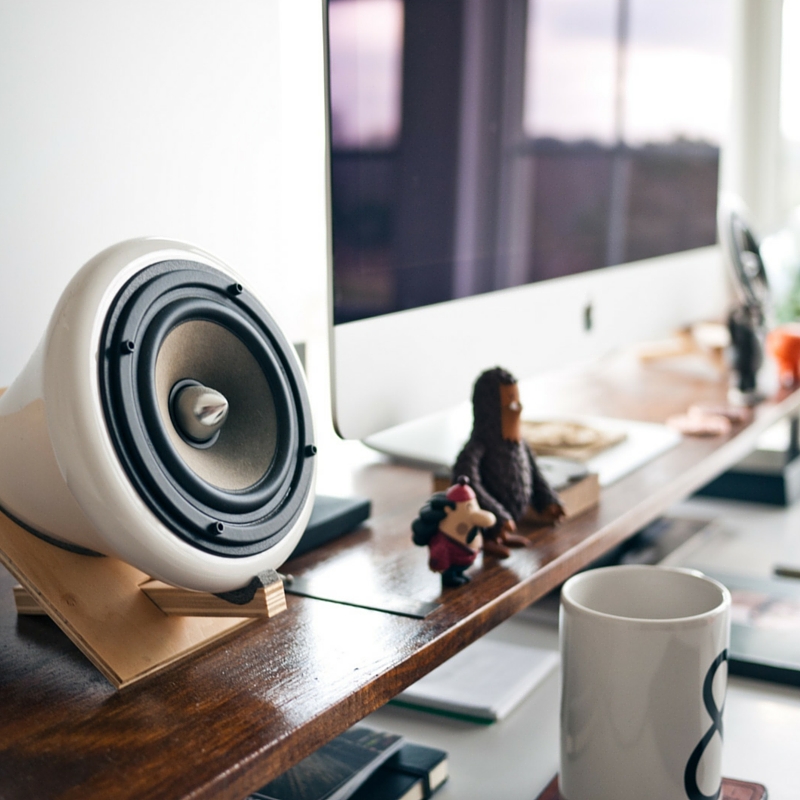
249,726,448,800
392,637,559,724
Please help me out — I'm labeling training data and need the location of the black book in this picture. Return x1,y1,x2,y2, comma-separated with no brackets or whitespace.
385,743,448,798
250,726,404,800
349,768,424,800
347,743,449,800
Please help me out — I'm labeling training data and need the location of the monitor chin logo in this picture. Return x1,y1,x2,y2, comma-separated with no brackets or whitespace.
683,649,728,800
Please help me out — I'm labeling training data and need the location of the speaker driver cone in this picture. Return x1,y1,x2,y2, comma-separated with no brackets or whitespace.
157,321,277,489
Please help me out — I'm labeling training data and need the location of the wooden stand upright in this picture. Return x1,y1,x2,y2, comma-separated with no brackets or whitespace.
0,511,286,689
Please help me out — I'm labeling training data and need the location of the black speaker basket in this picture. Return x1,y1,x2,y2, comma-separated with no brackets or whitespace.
99,260,315,557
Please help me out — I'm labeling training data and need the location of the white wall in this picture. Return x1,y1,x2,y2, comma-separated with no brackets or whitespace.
726,0,785,234
0,0,331,425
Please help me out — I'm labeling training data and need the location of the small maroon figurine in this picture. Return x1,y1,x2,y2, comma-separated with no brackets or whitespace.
453,367,565,558
411,476,496,588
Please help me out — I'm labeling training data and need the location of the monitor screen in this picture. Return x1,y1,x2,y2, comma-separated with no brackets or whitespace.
326,0,734,442
328,0,730,326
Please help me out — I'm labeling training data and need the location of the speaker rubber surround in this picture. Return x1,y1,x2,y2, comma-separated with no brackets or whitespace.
99,260,315,557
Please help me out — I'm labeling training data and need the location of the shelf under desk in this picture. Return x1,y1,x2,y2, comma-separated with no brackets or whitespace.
2,358,800,800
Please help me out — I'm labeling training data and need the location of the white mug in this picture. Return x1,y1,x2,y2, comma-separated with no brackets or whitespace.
559,565,731,800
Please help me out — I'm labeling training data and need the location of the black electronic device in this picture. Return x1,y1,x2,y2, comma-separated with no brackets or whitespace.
719,197,770,314
718,195,771,402
291,495,372,558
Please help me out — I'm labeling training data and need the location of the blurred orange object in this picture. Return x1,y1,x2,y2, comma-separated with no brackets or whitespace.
766,323,800,386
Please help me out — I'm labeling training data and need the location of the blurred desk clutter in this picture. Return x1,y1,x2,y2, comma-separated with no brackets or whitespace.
635,321,731,377
696,415,800,505
520,419,626,461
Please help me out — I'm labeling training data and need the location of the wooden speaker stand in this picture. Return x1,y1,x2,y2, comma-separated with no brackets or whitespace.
0,510,286,689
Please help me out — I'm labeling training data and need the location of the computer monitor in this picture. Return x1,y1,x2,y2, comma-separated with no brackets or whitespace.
326,0,735,449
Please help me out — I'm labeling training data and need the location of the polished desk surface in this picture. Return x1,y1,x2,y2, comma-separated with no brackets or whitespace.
2,356,800,800
367,490,800,800
367,611,800,800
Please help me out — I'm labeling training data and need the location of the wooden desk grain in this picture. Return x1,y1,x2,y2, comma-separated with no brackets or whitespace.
0,360,798,800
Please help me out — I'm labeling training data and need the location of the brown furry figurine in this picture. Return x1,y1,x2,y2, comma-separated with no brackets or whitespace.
452,367,565,558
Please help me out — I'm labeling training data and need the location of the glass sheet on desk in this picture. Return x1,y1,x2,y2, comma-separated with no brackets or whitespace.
706,571,800,687
284,575,440,619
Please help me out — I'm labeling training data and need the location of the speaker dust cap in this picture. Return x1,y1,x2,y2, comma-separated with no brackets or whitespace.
99,260,315,557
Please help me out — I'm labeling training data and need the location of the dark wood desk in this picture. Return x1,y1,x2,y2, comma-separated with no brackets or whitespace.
1,358,798,800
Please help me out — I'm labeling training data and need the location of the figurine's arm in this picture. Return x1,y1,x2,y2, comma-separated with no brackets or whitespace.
452,441,513,527
526,443,564,515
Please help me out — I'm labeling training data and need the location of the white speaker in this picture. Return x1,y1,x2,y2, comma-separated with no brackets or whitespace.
0,238,316,593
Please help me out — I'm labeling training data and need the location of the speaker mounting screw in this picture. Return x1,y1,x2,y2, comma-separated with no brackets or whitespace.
121,339,136,354
228,282,244,296
304,444,317,458
209,521,225,536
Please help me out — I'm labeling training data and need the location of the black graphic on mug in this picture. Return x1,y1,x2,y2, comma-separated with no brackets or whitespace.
684,648,728,800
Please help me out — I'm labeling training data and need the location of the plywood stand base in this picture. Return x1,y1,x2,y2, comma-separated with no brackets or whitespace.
0,510,286,689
